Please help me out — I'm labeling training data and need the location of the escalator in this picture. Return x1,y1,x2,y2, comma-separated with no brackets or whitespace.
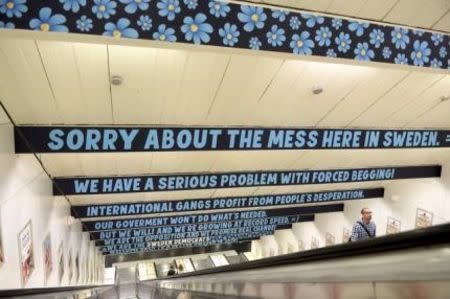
2,223,450,299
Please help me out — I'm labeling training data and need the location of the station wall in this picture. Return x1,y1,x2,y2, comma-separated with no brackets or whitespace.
0,107,104,289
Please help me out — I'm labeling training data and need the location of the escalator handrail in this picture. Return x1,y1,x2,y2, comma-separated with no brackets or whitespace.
153,223,450,280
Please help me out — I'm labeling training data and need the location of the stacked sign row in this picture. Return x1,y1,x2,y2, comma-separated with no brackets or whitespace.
14,127,444,255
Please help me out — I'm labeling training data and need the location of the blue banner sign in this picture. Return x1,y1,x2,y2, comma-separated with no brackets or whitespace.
15,127,450,153
83,205,342,231
73,188,382,218
56,166,439,195
95,224,289,247
90,215,313,240
101,235,259,255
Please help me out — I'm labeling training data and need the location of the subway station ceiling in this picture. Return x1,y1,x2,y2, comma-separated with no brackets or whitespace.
0,0,449,258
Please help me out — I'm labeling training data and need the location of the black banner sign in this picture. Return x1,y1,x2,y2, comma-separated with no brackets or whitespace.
101,235,258,255
15,127,450,153
95,223,289,247
90,215,313,240
83,205,342,231
55,166,440,195
72,188,383,218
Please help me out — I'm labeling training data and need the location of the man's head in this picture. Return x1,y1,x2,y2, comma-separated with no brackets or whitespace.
361,208,372,223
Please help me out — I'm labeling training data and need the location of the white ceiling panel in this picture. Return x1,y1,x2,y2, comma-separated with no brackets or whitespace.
356,0,398,21
206,54,284,125
0,39,60,124
433,11,450,31
326,0,368,16
36,41,113,124
251,0,334,11
386,76,450,128
161,51,231,125
108,45,189,124
1,39,449,129
271,62,373,126
383,0,449,30
349,71,446,127
256,61,377,127
409,98,450,128
317,68,409,127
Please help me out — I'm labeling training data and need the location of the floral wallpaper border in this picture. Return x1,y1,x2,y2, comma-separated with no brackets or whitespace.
0,0,449,70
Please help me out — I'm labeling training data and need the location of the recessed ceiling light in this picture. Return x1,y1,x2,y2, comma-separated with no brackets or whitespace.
111,75,123,86
312,85,324,95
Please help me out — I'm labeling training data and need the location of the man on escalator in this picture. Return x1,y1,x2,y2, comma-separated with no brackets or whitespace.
350,208,376,242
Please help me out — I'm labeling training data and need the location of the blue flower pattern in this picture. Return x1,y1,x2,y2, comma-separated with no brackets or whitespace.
120,0,149,14
413,29,424,36
289,16,300,30
92,0,116,19
335,32,351,53
184,0,197,10
411,40,431,66
0,0,27,18
267,25,285,47
249,36,261,50
0,20,14,28
181,13,213,44
354,42,374,61
153,23,176,42
382,46,391,59
1,1,448,70
348,21,369,37
369,29,384,48
395,53,408,65
238,5,266,32
430,58,442,69
137,15,151,31
391,27,409,50
331,18,342,29
157,0,180,21
315,26,331,47
440,47,447,58
103,17,138,38
209,1,229,18
29,7,68,32
219,22,239,46
326,49,336,58
60,0,86,13
290,31,314,55
431,33,443,46
76,15,92,31
302,13,324,28
272,9,288,22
